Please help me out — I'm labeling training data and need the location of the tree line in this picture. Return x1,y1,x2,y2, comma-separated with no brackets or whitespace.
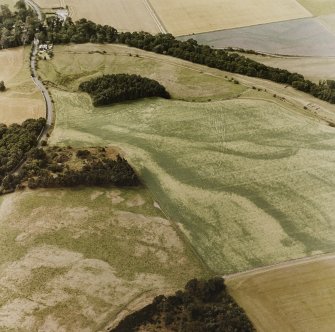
111,277,255,332
2,3,334,104
0,117,46,192
39,17,335,104
79,74,170,106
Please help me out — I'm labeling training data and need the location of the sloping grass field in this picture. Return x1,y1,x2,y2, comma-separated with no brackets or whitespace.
0,47,44,124
38,44,335,274
0,187,207,330
226,254,335,332
149,0,311,36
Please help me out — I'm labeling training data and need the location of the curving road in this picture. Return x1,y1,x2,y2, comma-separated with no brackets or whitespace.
25,0,54,144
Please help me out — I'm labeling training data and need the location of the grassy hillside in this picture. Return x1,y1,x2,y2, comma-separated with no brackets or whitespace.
38,44,335,274
0,187,207,331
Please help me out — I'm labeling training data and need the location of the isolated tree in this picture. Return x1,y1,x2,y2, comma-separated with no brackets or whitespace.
0,81,5,92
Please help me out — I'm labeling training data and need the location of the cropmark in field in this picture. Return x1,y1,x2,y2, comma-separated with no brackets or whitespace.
38,44,335,275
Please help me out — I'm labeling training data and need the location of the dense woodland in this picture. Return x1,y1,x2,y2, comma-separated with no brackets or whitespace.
0,118,45,192
1,146,139,193
111,277,255,332
0,0,40,48
79,74,170,106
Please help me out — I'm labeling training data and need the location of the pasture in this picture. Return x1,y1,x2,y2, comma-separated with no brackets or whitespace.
226,254,335,332
37,44,335,273
149,0,311,36
0,47,44,124
0,187,206,331
38,44,246,101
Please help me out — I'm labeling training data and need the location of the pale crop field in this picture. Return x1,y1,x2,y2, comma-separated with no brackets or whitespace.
0,187,207,331
149,0,311,36
237,53,335,83
226,254,335,332
62,0,160,33
180,17,335,57
297,0,335,16
33,0,61,8
38,44,335,274
0,47,44,124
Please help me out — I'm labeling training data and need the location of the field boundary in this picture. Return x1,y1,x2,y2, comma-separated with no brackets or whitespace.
177,16,315,38
142,0,167,33
225,252,335,279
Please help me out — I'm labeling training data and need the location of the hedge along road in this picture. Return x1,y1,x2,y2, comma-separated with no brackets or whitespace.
25,0,54,143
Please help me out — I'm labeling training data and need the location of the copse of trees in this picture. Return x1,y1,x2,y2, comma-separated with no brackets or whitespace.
18,147,140,191
0,117,46,191
27,154,139,188
0,0,40,48
79,74,170,106
111,277,255,332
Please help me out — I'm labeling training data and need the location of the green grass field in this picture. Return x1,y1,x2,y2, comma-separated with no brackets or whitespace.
37,44,335,274
0,187,207,331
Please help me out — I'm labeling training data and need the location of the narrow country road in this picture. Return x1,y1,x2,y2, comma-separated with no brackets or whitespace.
25,0,54,143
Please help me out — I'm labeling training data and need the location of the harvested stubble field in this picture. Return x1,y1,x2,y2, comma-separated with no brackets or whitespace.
149,0,311,36
0,187,206,331
180,17,335,57
38,44,335,274
57,0,160,34
0,47,44,124
235,53,335,83
297,0,335,16
226,254,335,332
33,0,61,8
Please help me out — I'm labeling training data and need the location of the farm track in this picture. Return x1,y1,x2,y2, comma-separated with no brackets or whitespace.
142,0,167,33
